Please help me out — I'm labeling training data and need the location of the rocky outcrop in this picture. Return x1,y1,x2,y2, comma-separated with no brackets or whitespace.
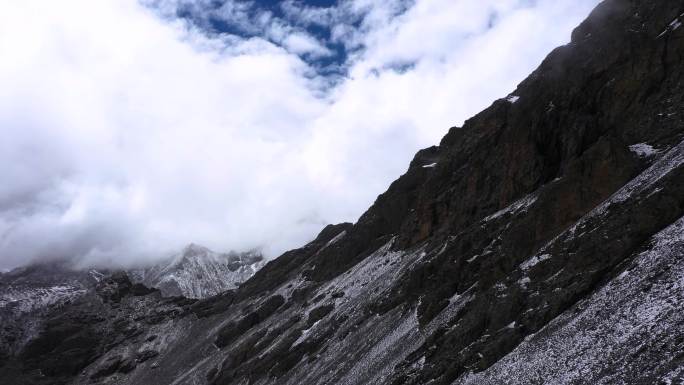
0,271,198,385
0,263,102,363
2,0,684,384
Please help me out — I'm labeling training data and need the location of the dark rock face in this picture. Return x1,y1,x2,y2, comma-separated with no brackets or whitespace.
0,263,102,367
0,270,198,385
2,0,684,384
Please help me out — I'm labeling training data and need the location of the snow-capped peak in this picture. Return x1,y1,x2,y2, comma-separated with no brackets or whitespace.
130,244,266,298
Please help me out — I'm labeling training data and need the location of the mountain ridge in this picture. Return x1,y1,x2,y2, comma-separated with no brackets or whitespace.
129,244,265,298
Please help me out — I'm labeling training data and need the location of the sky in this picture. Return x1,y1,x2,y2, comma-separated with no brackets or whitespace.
0,0,600,270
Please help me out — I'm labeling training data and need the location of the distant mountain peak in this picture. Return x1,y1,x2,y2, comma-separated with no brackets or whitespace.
181,243,211,256
130,244,266,298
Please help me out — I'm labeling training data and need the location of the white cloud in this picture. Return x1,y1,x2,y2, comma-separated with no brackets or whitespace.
281,32,333,57
0,0,598,270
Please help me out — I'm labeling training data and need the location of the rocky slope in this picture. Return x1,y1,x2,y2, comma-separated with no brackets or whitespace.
0,263,102,365
0,244,264,384
0,271,195,385
1,0,684,384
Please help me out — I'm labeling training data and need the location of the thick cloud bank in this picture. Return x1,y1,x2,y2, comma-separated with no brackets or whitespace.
0,0,598,269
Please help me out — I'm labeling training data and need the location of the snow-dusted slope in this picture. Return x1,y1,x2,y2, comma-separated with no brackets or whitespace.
130,244,265,298
0,266,100,316
455,215,684,385
0,265,101,356
0,284,87,315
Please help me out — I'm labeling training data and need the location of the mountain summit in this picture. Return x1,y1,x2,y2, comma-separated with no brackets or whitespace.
129,244,265,298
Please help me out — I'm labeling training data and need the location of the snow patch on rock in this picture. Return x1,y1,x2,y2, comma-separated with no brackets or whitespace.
485,193,538,222
520,254,551,271
629,143,659,158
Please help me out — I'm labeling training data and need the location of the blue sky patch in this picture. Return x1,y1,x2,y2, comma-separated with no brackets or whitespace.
159,0,400,75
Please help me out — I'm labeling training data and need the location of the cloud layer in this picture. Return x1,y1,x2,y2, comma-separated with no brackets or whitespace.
0,0,598,269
